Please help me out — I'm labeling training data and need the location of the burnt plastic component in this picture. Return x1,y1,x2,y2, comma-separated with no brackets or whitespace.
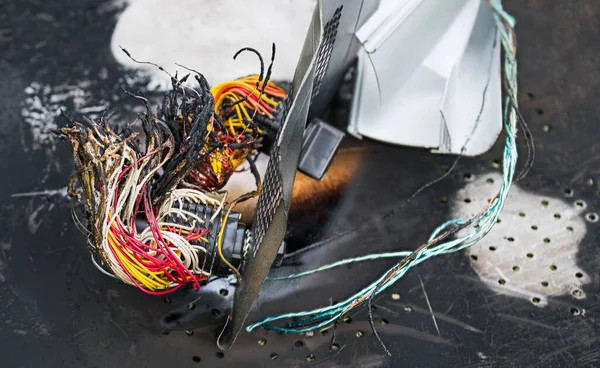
168,201,246,277
298,118,345,180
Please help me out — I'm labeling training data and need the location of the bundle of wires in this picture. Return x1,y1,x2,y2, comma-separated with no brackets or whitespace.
187,48,287,192
247,0,523,340
59,45,286,294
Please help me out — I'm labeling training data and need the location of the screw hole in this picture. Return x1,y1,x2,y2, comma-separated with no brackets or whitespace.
185,329,194,336
531,225,538,230
192,356,201,363
532,297,541,304
486,178,494,184
270,353,278,360
307,353,315,362
571,308,581,316
572,289,583,298
536,108,544,116
343,317,352,324
470,255,478,261
575,200,586,208
526,253,534,258
331,343,340,351
320,329,328,336
543,238,551,243
543,124,552,132
355,331,364,338
489,246,497,251
380,319,389,326
554,213,562,219
216,352,224,359
519,212,526,217
404,306,412,313
541,281,549,287
507,237,515,242
497,218,502,223
498,279,506,285
464,173,473,181
464,198,471,203
563,188,573,197
550,265,557,271
441,196,448,204
585,178,594,186
258,338,267,346
541,200,549,206
391,293,400,300
295,340,304,348
576,272,583,278
219,289,229,296
566,226,574,231
512,266,520,272
586,213,598,223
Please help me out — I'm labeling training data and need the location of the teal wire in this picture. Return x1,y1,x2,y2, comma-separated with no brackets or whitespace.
247,0,520,334
264,218,465,282
265,251,413,281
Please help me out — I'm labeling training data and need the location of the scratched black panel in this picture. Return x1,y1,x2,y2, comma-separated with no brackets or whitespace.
1,1,599,367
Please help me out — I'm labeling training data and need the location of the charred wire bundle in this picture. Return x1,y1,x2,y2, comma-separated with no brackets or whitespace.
57,45,287,294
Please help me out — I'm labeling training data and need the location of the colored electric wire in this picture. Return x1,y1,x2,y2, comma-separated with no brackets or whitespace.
247,0,521,334
266,251,413,281
58,45,285,295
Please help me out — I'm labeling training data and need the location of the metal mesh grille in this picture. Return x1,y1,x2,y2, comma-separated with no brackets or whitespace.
249,84,294,257
251,145,283,257
310,5,343,104
278,89,294,132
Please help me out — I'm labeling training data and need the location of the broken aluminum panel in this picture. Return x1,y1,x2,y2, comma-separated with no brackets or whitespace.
348,0,502,156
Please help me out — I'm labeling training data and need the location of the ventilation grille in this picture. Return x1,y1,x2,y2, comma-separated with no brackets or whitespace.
310,5,343,104
250,145,283,257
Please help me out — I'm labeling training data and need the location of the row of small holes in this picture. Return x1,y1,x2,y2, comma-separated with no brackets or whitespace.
470,255,587,279
191,353,225,363
528,94,553,135
458,185,598,223
192,352,280,363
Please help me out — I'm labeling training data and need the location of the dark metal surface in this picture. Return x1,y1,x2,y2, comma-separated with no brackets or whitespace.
1,1,600,367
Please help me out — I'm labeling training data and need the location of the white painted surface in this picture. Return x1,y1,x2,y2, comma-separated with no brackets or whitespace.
349,0,502,156
453,173,590,307
111,0,317,87
21,81,110,157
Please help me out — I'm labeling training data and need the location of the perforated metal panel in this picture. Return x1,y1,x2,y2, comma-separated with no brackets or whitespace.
310,5,343,103
249,147,283,257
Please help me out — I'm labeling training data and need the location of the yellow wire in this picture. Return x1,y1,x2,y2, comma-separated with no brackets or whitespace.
216,205,243,281
216,183,262,282
107,228,170,290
